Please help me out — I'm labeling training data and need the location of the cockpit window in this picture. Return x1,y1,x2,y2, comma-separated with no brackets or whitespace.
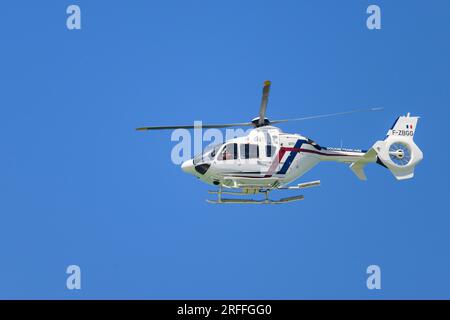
193,143,223,165
240,144,259,159
218,143,238,161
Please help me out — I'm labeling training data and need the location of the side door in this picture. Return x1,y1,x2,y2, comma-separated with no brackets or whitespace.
239,143,261,175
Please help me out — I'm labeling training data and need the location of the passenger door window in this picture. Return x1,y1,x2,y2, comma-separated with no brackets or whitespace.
266,145,276,158
218,143,238,161
240,144,259,159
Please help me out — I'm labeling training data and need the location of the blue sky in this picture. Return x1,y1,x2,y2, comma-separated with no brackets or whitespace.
0,0,449,299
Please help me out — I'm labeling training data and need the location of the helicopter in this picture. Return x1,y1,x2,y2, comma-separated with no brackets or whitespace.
137,81,423,204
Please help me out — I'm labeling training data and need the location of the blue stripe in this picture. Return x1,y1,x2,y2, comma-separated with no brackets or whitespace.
277,140,305,174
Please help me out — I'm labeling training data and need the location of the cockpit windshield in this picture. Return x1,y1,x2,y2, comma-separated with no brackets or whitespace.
193,143,223,165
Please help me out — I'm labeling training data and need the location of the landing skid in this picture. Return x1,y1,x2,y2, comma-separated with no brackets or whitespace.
207,180,320,204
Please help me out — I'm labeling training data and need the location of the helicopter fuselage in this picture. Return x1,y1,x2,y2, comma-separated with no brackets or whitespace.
181,126,368,189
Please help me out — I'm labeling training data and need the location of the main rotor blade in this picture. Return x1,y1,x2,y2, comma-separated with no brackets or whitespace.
136,122,253,131
258,80,271,126
270,107,383,124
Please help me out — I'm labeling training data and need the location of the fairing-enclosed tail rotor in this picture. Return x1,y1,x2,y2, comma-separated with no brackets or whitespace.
373,114,423,180
350,113,423,180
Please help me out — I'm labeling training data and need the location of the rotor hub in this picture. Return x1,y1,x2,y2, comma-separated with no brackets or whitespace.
251,117,271,127
388,143,411,166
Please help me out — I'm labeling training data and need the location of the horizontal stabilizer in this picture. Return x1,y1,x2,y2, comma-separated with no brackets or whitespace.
349,148,377,181
350,162,367,180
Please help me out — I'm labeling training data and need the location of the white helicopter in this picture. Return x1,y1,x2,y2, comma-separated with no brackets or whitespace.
137,81,423,204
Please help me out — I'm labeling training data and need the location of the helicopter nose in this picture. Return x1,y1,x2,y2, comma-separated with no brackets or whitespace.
181,159,195,174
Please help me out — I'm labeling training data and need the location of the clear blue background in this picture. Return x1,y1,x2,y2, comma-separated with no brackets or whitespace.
0,0,449,299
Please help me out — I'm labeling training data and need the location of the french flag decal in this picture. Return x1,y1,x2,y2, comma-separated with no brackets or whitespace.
406,124,413,129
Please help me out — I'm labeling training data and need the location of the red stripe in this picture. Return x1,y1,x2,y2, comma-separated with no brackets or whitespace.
278,147,353,157
297,148,352,157
262,147,352,178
